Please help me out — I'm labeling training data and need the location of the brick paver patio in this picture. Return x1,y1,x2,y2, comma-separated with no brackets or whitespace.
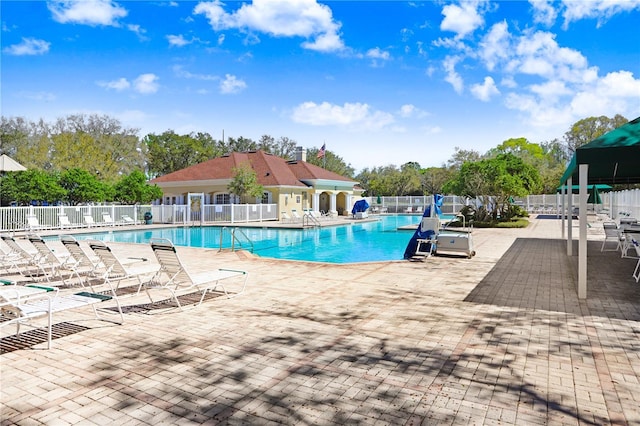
1,216,639,425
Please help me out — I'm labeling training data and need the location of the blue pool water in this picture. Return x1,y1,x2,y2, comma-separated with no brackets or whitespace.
63,215,451,264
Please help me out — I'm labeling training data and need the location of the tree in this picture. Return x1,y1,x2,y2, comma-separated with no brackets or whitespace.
226,136,257,153
306,146,355,178
59,168,113,205
421,167,453,195
113,170,163,204
446,147,482,170
145,130,219,176
227,163,264,203
444,153,541,220
564,114,628,153
0,169,66,205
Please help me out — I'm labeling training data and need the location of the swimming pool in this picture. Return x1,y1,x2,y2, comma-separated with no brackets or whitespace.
62,215,443,263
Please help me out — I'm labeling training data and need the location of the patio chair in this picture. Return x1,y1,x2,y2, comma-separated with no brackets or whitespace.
601,222,623,252
26,234,72,284
291,209,302,221
141,238,248,309
0,282,124,349
83,214,96,228
87,240,158,291
281,212,292,223
121,214,139,225
101,212,118,226
0,235,46,279
25,215,49,232
633,243,640,283
59,214,83,229
60,235,103,286
0,240,31,274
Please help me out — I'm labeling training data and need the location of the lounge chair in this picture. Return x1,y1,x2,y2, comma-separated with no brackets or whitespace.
0,282,123,349
59,214,83,229
60,235,103,286
26,234,72,284
121,214,139,225
87,240,158,291
0,235,45,279
25,215,48,232
281,212,292,223
101,212,118,226
291,210,302,222
141,238,248,309
601,222,624,252
83,214,96,228
633,241,640,283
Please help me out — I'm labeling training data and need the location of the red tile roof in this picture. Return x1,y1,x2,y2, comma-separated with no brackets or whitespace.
150,150,356,188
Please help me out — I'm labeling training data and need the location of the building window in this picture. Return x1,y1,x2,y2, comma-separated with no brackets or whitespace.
215,193,231,204
262,192,271,204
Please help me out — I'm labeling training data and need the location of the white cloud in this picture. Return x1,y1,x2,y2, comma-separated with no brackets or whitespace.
561,0,640,28
510,30,595,84
366,47,390,67
398,104,429,118
48,0,127,26
173,65,218,81
291,101,395,130
443,55,464,94
16,91,56,101
219,74,247,94
505,70,640,128
127,24,148,40
2,37,50,55
570,71,640,116
98,77,130,91
167,34,192,47
194,0,345,52
529,0,557,26
470,76,500,101
133,73,159,94
478,21,510,72
440,2,484,38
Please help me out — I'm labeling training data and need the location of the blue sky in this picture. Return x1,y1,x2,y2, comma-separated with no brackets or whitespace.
2,0,639,172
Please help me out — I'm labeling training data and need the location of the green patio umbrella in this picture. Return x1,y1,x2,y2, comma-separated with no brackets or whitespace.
587,185,602,204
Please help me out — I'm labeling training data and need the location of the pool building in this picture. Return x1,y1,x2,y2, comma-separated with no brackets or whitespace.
150,148,364,219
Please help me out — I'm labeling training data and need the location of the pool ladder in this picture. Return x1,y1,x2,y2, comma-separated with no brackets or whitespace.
219,227,254,253
302,213,321,228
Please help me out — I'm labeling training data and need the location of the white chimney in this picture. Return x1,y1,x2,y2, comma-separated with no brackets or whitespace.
295,146,307,162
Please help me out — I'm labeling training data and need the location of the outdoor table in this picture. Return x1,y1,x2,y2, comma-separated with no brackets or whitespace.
620,217,638,225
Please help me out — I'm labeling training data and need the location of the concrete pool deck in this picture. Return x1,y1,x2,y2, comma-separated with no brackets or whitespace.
1,216,639,424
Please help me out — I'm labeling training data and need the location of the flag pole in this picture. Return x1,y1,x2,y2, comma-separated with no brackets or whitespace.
323,140,326,169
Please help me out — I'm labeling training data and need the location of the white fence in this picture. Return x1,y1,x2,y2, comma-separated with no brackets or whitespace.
0,203,280,233
2,191,638,232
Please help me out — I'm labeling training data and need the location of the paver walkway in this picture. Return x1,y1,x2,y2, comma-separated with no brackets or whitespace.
1,216,639,425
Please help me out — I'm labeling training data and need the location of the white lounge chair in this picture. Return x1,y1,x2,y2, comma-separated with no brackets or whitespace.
60,235,103,286
601,222,624,252
291,209,302,221
83,214,96,228
101,212,119,226
0,283,123,349
121,215,139,225
59,214,83,229
26,234,72,284
1,235,46,279
142,238,248,309
281,212,292,223
25,215,49,231
87,240,158,291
